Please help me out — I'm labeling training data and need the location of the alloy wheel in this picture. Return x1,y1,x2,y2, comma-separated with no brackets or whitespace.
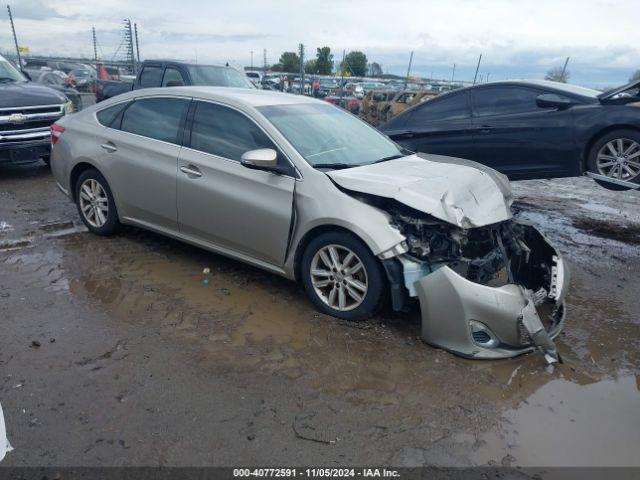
78,178,109,228
596,138,640,181
310,244,368,312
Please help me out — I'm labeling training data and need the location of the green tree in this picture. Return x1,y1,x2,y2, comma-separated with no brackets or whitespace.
304,59,317,74
630,70,640,82
342,51,368,77
279,51,300,73
545,66,570,83
370,62,383,77
315,47,333,75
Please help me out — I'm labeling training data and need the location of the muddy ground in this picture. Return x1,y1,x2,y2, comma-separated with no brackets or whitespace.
0,162,639,468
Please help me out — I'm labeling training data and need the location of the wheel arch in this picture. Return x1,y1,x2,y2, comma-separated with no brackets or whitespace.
69,161,103,202
583,124,640,170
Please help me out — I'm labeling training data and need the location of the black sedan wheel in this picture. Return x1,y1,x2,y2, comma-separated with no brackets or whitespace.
588,129,640,190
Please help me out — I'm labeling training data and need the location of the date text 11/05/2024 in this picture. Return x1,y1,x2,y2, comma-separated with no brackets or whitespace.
233,468,401,478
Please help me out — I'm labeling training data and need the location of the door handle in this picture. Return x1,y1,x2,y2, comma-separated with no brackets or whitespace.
100,142,117,152
180,165,202,178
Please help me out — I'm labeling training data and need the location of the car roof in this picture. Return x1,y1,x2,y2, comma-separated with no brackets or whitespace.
441,79,600,100
124,86,323,108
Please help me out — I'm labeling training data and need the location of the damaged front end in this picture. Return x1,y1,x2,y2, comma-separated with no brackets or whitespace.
389,204,569,363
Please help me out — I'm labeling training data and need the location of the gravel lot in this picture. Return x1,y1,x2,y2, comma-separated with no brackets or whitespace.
1,162,639,467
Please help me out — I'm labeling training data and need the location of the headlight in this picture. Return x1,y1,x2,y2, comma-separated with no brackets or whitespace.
64,100,74,114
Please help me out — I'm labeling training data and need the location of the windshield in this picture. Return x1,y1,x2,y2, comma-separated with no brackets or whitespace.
258,102,405,168
187,65,255,89
0,59,26,82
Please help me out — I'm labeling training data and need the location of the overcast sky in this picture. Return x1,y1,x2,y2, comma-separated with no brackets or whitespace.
2,0,638,87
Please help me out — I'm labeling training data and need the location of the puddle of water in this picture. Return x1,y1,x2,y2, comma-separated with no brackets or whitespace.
471,373,640,466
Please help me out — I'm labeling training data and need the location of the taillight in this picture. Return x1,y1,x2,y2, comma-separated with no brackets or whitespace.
51,124,65,145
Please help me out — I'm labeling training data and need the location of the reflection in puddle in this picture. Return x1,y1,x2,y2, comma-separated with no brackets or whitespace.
472,373,640,466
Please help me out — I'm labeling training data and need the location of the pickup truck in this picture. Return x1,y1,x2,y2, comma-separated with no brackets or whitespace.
0,54,71,167
95,60,255,102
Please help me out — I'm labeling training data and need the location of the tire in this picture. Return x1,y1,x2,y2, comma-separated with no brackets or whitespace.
74,169,120,235
587,129,640,191
301,231,387,321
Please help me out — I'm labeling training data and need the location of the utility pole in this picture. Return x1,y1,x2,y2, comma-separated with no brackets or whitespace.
92,27,98,61
263,48,267,74
134,23,140,64
473,53,482,85
340,49,345,100
123,19,136,74
298,43,305,95
7,5,22,70
451,63,456,83
404,50,414,89
250,50,253,70
560,56,570,81
486,72,490,83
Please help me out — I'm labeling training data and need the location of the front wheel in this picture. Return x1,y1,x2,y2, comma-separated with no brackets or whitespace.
587,129,640,191
75,169,120,235
301,232,387,321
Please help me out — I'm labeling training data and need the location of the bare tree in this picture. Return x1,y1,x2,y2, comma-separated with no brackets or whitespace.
545,66,570,83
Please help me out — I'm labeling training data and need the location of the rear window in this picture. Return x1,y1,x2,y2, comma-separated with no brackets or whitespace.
96,102,129,128
120,98,189,144
139,65,163,88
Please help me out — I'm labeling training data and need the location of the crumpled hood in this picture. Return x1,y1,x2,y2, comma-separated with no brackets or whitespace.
326,153,514,228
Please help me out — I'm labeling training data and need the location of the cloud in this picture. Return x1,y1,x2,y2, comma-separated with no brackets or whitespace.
2,0,638,85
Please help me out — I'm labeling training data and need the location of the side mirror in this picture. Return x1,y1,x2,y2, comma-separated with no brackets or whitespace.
536,93,573,110
240,148,279,171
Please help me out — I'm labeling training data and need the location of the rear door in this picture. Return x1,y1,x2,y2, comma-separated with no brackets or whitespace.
94,96,190,231
177,100,295,266
383,90,475,159
470,85,576,179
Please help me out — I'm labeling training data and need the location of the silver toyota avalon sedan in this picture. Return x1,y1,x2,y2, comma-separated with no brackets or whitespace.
50,87,569,362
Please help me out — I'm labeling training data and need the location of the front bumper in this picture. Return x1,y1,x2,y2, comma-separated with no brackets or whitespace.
408,225,569,363
0,137,50,164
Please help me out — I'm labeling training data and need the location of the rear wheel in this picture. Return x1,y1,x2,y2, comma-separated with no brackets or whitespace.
587,129,640,190
75,169,120,235
301,231,386,321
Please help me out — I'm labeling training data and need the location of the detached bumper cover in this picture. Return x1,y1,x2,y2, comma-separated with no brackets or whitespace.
416,266,566,361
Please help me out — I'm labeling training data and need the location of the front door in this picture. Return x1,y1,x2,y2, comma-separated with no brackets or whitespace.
177,100,295,267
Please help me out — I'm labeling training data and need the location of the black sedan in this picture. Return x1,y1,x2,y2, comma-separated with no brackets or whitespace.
380,80,640,190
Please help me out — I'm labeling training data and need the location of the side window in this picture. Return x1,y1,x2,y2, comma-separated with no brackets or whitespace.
120,98,189,144
189,101,277,162
138,65,163,88
473,87,542,116
162,67,185,87
410,92,470,123
96,102,130,128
